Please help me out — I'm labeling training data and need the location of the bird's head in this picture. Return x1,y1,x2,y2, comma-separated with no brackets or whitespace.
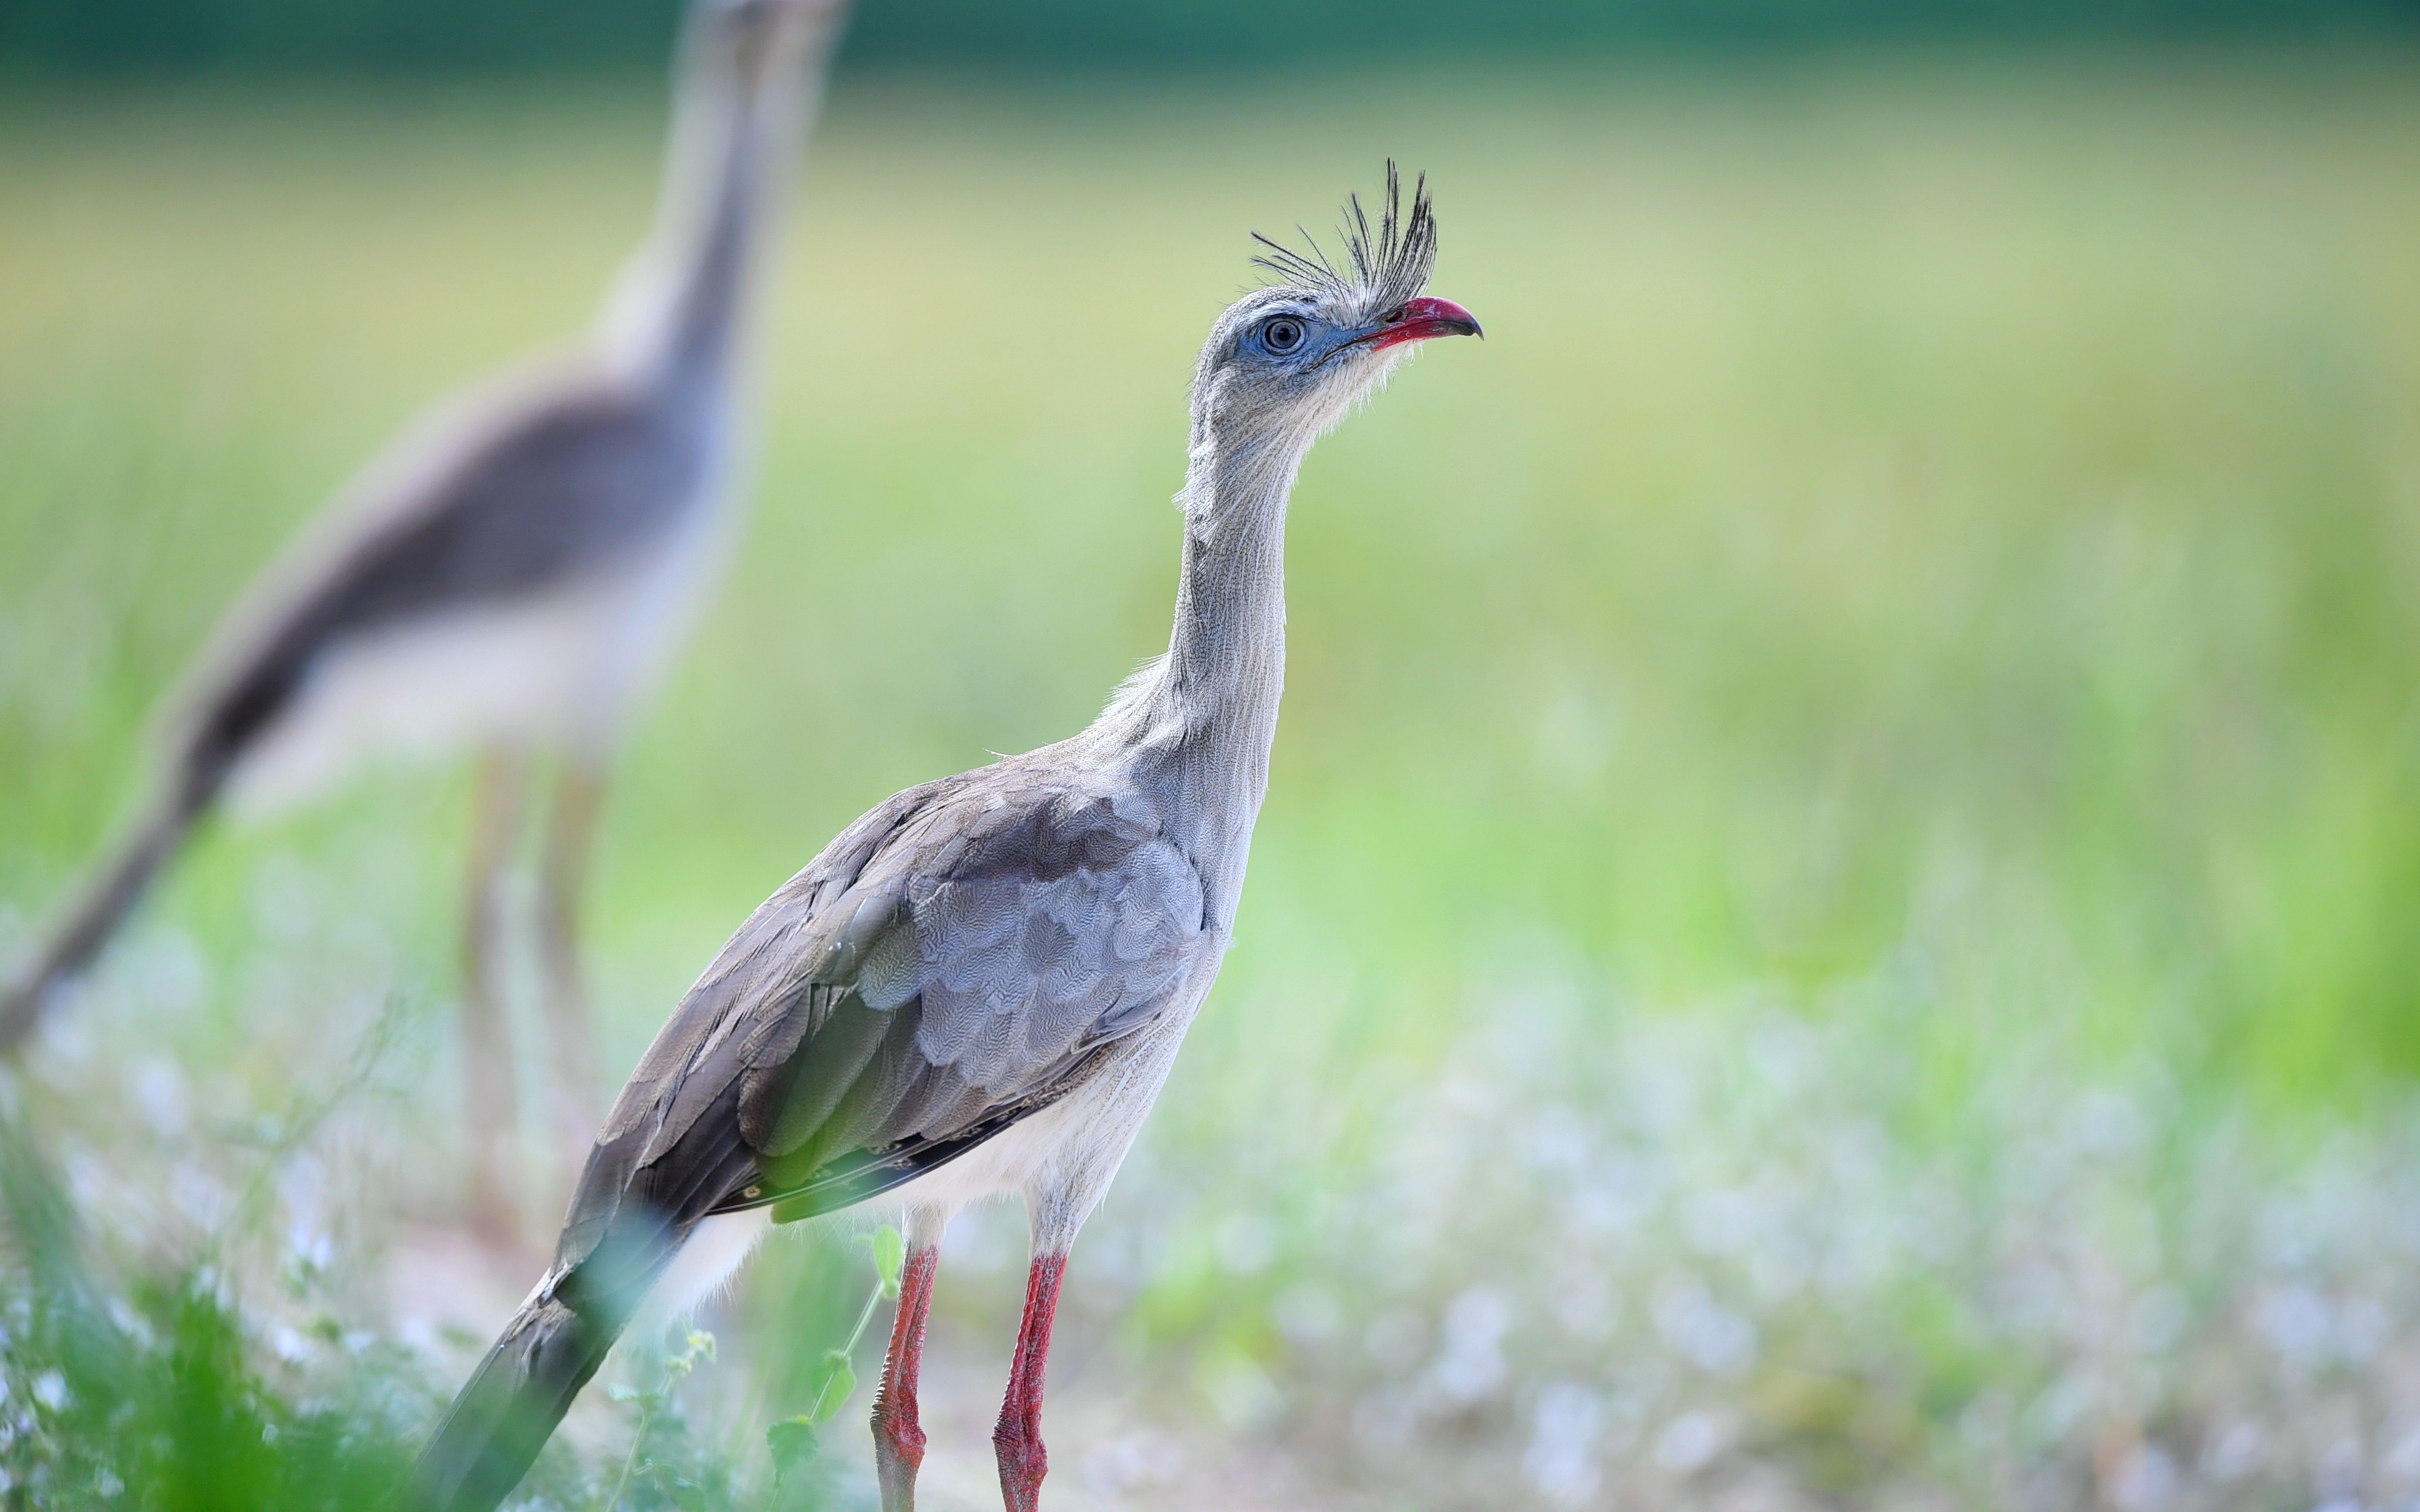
1190,164,1480,449
690,0,848,90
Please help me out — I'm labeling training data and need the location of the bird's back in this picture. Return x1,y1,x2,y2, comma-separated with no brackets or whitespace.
171,356,730,796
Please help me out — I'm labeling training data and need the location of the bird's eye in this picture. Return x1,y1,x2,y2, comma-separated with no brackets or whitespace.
1260,317,1305,355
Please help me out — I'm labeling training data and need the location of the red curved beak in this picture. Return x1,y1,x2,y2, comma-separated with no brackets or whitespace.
1364,295,1484,352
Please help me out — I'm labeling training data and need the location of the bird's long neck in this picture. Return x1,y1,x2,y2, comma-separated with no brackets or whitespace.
603,14,832,392
1108,419,1310,918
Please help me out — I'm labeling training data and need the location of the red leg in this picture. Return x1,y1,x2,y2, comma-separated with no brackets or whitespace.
872,1246,939,1512
535,759,608,1162
993,1252,1066,1512
459,747,530,1248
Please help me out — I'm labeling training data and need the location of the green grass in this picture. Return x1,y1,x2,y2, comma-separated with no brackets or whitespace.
3,52,2420,1509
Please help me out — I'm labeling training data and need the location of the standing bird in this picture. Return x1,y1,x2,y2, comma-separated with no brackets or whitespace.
0,0,852,1238
409,166,1480,1512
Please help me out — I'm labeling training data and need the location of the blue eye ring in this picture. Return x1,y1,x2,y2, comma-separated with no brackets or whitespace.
1259,316,1306,355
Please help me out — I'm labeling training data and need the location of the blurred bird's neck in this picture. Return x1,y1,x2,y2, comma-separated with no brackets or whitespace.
600,17,831,391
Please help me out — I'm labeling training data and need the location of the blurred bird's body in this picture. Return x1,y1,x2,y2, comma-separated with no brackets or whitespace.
0,0,852,1234
412,167,1479,1512
204,355,734,819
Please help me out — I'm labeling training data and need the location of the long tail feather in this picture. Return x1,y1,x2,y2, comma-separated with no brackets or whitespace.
0,781,208,1051
413,1202,683,1512
407,1291,623,1512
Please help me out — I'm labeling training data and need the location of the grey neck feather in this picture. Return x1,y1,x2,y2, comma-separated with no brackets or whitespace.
1094,405,1319,923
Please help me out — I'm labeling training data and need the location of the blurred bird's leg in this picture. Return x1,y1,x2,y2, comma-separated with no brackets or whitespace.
871,1221,944,1512
993,1250,1067,1512
460,746,531,1248
536,755,607,1161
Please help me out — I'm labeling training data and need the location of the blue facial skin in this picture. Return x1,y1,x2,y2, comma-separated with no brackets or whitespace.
1244,310,1365,373
1244,310,1314,365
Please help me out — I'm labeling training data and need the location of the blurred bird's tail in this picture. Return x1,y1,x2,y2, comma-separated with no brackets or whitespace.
408,1286,627,1512
0,776,211,1051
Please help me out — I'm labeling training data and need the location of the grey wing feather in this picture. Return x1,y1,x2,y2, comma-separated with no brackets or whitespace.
868,782,1206,1097
548,769,1207,1274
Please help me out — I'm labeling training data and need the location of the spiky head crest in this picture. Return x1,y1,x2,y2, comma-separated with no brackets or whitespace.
1250,161,1438,317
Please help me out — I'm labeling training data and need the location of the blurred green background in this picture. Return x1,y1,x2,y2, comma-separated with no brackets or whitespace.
2,0,2411,70
4,9,2420,1510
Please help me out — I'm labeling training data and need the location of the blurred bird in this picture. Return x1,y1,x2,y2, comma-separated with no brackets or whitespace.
0,0,852,1239
409,166,1480,1512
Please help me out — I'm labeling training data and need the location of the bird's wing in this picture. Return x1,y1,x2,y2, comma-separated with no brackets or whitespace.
554,765,1208,1272
171,368,713,783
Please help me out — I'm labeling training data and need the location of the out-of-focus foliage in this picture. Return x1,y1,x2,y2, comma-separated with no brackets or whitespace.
0,1111,427,1507
2,51,2419,1510
0,0,2413,73
0,1053,856,1504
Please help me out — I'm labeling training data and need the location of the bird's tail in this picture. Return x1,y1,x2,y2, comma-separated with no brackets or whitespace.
407,1287,626,1512
0,776,210,1051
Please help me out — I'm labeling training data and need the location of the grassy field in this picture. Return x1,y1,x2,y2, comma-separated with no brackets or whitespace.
3,52,2420,1509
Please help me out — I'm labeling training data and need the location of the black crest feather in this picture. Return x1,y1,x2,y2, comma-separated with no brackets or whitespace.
1251,161,1438,313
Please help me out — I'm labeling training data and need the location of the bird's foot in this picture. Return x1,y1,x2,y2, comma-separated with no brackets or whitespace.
873,1244,940,1512
873,1395,926,1511
992,1413,1047,1512
992,1250,1063,1512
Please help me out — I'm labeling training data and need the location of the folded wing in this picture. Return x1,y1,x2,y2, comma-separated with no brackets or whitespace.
551,766,1208,1276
